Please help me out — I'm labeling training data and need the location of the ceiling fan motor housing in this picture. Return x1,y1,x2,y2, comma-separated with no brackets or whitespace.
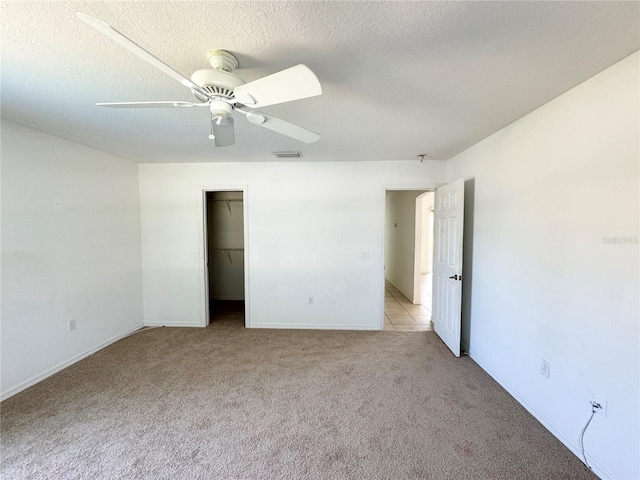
190,69,245,102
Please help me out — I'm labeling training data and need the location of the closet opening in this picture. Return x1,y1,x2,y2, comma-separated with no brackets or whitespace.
204,190,246,327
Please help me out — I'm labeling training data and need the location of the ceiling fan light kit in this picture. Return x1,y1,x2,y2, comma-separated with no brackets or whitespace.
76,13,322,147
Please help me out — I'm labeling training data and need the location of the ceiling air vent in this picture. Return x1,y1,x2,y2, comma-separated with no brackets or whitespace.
273,151,302,159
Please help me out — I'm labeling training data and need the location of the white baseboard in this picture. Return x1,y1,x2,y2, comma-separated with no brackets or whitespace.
469,353,613,480
1,323,144,402
144,322,202,328
249,323,380,331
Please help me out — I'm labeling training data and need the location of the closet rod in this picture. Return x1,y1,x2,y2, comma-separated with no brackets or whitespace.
209,198,242,214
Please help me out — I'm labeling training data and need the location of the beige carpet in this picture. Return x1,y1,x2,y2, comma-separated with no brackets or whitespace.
1,309,595,479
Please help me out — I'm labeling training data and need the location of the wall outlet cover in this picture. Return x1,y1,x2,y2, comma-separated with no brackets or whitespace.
540,359,550,378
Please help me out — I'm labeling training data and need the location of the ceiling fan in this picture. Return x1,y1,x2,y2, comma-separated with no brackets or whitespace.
76,13,322,147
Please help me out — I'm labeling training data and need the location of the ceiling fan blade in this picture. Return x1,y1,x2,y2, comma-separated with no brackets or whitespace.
233,64,321,109
97,101,206,108
76,13,210,99
210,116,235,147
239,108,320,143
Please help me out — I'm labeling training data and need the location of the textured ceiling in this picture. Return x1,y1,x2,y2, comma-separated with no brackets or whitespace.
1,1,638,163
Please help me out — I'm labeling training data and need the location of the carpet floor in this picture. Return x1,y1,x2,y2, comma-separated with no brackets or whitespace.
1,310,595,479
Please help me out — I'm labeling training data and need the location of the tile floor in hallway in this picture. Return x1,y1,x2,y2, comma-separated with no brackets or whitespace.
384,274,434,331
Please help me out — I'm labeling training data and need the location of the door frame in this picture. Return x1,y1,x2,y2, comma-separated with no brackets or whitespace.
381,184,443,330
414,192,435,303
201,186,250,328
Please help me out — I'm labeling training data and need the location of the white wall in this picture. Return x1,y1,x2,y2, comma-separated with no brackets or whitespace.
447,52,639,480
1,121,144,400
139,162,446,329
384,190,427,303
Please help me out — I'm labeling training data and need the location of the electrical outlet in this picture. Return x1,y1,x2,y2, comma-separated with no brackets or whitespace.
308,296,314,305
68,319,76,332
592,396,607,418
540,359,550,378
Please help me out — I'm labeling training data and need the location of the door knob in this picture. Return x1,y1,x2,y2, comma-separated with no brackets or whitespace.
449,274,458,280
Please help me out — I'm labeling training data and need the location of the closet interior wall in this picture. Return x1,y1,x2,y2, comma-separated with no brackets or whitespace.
206,191,245,307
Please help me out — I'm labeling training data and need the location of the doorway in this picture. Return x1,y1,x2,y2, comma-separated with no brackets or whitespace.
383,190,434,331
204,191,246,326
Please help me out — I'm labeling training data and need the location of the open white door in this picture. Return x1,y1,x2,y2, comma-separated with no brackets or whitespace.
432,179,464,357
